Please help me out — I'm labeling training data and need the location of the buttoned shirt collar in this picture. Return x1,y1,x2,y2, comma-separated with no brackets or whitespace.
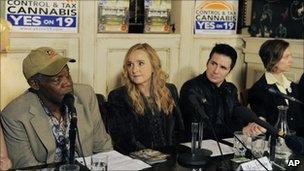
265,72,291,93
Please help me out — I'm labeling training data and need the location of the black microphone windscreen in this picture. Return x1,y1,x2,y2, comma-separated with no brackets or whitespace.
267,86,304,105
189,94,210,120
62,93,75,106
62,93,77,119
235,106,279,137
234,106,257,122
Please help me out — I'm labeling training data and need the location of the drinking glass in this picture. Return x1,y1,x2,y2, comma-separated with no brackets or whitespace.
233,131,251,158
251,134,266,158
91,154,108,171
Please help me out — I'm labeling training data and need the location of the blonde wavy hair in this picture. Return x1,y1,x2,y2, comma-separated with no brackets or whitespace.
122,43,175,115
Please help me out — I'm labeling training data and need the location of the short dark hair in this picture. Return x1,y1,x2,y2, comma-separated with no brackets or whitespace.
259,39,289,72
28,73,45,82
208,43,237,70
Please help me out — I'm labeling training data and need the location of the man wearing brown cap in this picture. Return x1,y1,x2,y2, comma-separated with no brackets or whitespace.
1,47,112,168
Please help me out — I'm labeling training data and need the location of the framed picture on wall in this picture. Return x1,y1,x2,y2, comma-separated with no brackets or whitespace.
144,0,171,33
249,0,304,39
98,0,129,33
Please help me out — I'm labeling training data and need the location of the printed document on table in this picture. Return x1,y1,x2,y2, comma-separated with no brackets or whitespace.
222,137,234,144
181,139,234,157
76,150,151,170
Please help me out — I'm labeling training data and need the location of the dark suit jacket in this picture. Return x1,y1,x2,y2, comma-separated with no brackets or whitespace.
299,74,304,103
107,83,185,154
248,74,304,137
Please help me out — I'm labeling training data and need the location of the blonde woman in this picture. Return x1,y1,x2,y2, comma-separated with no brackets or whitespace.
108,43,184,154
0,122,12,171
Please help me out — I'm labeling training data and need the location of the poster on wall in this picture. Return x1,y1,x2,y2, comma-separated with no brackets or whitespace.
194,0,238,34
5,0,78,33
249,0,303,39
98,0,129,33
144,0,171,33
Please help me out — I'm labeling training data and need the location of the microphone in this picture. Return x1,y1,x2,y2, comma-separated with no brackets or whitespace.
235,107,284,137
177,94,213,167
236,106,304,155
62,93,77,118
62,93,77,164
189,94,210,121
190,90,208,105
267,87,304,105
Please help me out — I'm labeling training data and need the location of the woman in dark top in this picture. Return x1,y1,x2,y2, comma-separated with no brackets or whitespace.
107,43,184,154
248,39,304,137
299,74,304,103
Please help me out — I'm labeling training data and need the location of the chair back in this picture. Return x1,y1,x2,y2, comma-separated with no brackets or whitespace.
96,93,109,132
240,89,249,107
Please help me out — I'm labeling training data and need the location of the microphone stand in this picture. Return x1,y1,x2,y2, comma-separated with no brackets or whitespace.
195,96,224,157
69,114,78,164
269,134,277,162
177,121,212,167
62,94,78,164
178,101,213,167
178,93,226,167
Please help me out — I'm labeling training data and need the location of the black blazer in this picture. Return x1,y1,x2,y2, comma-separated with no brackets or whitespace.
248,74,304,137
299,74,304,103
107,83,185,154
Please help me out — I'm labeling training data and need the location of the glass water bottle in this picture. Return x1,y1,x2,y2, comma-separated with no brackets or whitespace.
271,105,292,167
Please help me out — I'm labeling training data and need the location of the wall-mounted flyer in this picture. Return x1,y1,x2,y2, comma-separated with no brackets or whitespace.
144,0,171,33
5,0,78,33
194,0,238,34
98,0,129,33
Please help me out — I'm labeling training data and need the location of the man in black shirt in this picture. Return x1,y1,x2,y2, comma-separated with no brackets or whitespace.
179,44,265,141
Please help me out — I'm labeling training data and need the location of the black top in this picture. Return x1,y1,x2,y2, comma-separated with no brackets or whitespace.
179,72,247,141
144,96,166,148
107,83,185,154
299,74,304,103
248,74,304,137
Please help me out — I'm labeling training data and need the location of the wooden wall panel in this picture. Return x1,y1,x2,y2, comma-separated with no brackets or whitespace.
0,37,79,109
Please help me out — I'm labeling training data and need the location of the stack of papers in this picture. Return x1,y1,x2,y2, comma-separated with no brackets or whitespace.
76,150,151,170
181,139,234,157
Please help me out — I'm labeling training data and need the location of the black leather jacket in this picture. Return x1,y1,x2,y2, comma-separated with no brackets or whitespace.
179,72,246,141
